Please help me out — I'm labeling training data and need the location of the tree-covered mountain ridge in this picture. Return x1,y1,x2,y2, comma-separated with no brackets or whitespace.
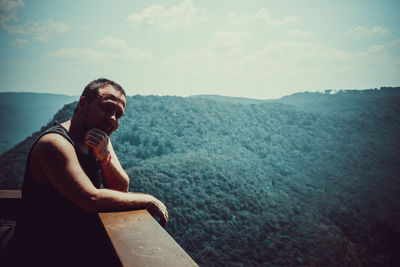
0,87,399,266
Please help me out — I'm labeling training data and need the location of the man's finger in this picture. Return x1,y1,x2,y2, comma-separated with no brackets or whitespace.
160,215,167,228
86,131,105,141
88,128,108,137
85,140,98,148
85,134,104,145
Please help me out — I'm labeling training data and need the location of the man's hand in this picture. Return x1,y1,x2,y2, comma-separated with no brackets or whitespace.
85,128,109,161
146,196,169,227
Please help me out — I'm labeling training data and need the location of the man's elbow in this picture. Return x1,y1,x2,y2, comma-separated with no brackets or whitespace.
77,191,103,213
77,185,129,213
80,198,99,213
121,180,129,193
121,175,130,192
116,177,129,192
105,178,129,193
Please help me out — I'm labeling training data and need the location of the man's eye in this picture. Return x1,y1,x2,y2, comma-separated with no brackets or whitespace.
102,106,111,113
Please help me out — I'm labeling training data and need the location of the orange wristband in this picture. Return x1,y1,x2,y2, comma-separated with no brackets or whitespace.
99,151,111,166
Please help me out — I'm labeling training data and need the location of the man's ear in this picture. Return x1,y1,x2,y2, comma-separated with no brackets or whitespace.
77,96,87,110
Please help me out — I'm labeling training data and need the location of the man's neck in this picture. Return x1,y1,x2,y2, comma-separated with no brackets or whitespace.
64,117,90,154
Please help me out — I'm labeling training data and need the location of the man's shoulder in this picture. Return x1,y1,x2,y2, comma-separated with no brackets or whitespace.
32,133,75,158
28,133,77,183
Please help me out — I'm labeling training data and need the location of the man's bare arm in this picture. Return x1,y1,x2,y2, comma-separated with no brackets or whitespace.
99,141,130,191
33,133,168,226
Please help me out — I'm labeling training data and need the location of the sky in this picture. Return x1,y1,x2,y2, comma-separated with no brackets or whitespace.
0,0,399,99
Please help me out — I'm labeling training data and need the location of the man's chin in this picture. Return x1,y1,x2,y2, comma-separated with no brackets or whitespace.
105,128,113,136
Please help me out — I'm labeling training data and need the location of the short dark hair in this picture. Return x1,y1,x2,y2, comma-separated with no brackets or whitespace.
81,78,126,103
74,78,126,113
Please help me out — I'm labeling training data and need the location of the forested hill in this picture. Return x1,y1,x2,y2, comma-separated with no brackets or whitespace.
189,94,267,104
0,92,77,154
278,87,400,113
0,87,400,266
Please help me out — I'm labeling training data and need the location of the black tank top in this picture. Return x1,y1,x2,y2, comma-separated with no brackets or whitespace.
22,122,102,200
15,123,115,266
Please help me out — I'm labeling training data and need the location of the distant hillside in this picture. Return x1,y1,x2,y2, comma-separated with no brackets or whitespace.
189,94,268,104
278,87,400,113
0,87,399,266
0,92,77,154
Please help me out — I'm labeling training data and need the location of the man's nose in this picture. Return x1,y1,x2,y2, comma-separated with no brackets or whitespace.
107,113,117,123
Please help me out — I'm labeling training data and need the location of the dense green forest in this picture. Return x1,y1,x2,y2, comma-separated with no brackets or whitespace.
0,92,77,154
0,87,399,266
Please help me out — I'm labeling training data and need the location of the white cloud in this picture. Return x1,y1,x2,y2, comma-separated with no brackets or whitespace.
77,25,90,32
1,1,76,43
161,35,400,97
229,8,300,27
345,26,390,38
47,48,106,64
47,36,151,64
0,0,24,26
94,36,129,51
361,40,398,67
238,41,350,77
10,37,28,47
289,29,313,38
208,31,248,52
367,44,385,53
244,40,400,92
5,18,72,42
126,0,207,31
162,30,248,75
161,38,373,97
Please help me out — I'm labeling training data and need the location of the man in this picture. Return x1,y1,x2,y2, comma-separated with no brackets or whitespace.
15,78,168,266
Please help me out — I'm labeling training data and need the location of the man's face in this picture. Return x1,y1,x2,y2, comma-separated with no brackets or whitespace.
83,85,126,136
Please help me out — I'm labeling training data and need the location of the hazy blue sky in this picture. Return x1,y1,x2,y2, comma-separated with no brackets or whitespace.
1,0,399,99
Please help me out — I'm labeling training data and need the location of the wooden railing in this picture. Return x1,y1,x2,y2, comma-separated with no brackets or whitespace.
0,190,21,221
0,190,198,267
